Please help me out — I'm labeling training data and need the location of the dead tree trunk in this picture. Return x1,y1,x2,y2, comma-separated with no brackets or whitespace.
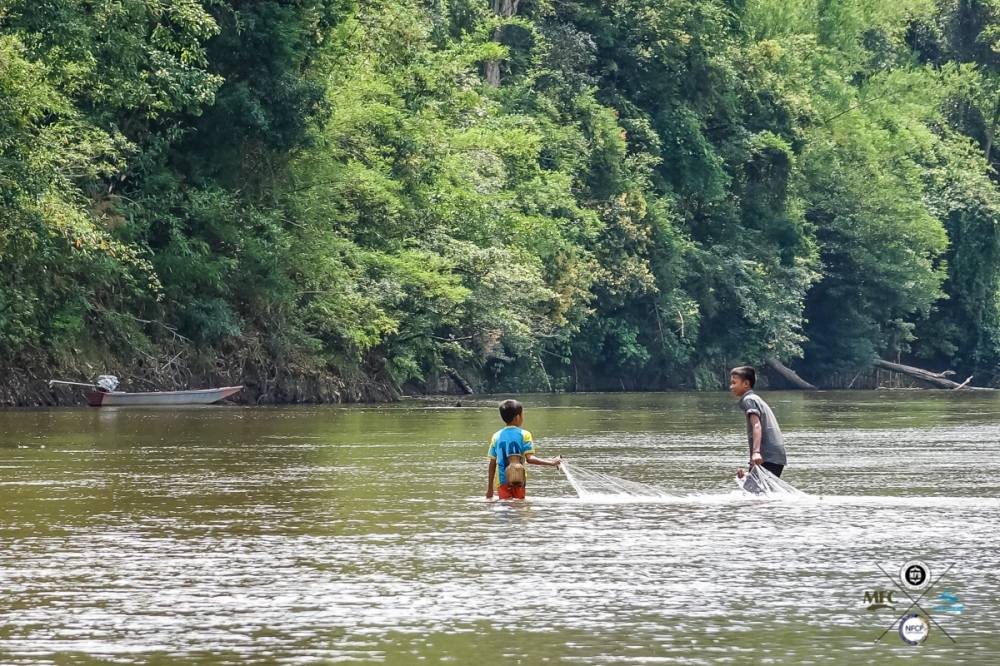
445,367,474,395
872,359,993,390
765,357,817,390
953,375,974,390
485,0,520,86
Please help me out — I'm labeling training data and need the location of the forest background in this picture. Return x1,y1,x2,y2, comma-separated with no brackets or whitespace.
4,0,1000,403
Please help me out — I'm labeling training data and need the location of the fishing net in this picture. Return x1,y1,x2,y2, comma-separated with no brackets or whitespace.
561,461,674,499
96,375,119,392
736,464,806,497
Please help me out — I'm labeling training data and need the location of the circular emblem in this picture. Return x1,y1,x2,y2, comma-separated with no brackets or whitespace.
900,560,931,591
899,613,930,645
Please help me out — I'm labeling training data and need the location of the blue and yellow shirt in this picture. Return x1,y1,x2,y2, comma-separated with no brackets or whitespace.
488,426,535,486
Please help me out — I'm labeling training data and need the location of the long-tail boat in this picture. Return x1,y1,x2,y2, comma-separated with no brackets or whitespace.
49,376,242,407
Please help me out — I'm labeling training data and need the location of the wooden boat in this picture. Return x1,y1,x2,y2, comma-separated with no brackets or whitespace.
84,386,243,407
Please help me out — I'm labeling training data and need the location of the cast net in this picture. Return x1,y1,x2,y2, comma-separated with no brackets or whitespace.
736,464,806,497
95,374,120,392
561,461,674,499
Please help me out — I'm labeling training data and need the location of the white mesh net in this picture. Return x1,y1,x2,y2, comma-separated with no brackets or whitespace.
95,375,120,392
736,464,806,497
561,461,674,499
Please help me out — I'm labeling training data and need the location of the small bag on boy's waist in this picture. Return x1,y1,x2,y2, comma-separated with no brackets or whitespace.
505,454,526,487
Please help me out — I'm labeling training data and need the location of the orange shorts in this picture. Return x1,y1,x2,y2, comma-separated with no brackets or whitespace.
497,484,526,500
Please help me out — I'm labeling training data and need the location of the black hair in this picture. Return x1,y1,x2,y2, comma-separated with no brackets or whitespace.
499,399,523,424
730,366,756,388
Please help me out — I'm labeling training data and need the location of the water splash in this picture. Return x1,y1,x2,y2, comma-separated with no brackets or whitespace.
560,461,675,500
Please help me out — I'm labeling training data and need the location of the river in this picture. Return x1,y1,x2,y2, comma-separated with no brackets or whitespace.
1,391,998,664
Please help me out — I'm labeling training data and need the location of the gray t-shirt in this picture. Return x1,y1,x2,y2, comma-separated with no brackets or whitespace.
738,390,786,465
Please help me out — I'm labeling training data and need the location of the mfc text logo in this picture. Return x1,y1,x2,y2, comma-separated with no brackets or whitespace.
864,560,960,645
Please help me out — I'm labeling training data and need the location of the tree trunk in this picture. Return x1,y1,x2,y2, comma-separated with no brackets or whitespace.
986,91,1000,164
872,359,992,390
765,357,817,390
445,367,474,395
953,375,974,390
485,61,501,87
484,0,520,87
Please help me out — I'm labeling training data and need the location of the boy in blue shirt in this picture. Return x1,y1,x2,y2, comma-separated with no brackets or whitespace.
486,399,561,500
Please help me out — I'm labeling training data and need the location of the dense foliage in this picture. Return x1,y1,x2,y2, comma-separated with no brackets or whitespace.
3,0,1000,395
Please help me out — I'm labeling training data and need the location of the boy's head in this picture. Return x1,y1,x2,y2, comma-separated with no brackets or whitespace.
729,366,756,397
499,399,523,426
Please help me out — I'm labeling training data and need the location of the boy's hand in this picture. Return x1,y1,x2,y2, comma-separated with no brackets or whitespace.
552,455,562,467
750,452,763,466
736,467,746,479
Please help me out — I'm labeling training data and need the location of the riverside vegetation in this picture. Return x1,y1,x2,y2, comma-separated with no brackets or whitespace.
4,0,1000,403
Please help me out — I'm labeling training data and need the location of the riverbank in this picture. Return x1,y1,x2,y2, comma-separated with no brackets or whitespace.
0,358,401,408
0,354,955,408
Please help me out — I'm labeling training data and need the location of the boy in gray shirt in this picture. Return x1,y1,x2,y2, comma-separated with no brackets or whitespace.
730,366,787,479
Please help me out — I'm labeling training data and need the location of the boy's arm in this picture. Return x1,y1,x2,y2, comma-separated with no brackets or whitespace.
749,413,763,465
486,458,497,498
525,453,561,467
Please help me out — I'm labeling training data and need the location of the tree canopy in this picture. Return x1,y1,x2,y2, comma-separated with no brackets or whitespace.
3,0,1000,397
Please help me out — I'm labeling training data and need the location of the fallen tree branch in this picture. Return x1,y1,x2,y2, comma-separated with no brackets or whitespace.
765,357,817,390
444,367,474,395
953,375,974,391
121,314,192,343
873,359,992,390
